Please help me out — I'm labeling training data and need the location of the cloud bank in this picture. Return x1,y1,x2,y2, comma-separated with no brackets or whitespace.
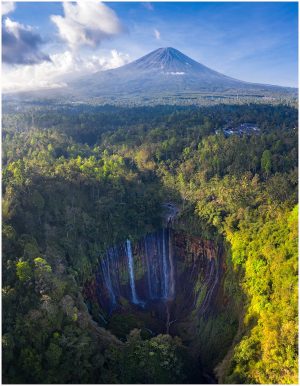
2,0,128,90
2,17,50,64
2,49,130,92
51,0,123,49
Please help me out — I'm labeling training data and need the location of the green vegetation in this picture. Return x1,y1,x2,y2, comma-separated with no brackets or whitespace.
106,329,192,383
2,102,298,383
225,206,298,384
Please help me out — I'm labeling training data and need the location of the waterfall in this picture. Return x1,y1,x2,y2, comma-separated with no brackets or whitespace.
152,233,160,298
108,247,121,298
198,257,220,315
100,253,116,306
168,228,175,298
144,239,153,299
161,229,169,298
93,228,177,312
86,229,222,321
126,239,139,304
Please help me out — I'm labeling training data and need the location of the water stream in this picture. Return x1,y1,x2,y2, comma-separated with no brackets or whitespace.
126,239,139,304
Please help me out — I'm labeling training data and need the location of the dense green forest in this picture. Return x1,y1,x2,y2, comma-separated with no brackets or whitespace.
2,103,298,383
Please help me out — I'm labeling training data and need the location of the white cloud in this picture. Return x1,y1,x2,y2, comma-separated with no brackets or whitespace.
154,28,161,40
2,49,130,92
2,1,128,92
51,0,123,49
2,1,15,16
2,17,50,64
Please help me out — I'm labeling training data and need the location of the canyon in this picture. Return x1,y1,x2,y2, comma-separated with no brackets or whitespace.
83,221,236,382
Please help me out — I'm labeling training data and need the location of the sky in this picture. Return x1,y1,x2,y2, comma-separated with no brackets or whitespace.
1,1,298,92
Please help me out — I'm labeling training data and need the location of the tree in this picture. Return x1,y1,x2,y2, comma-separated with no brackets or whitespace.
108,329,188,383
16,261,32,282
34,257,52,275
261,150,272,175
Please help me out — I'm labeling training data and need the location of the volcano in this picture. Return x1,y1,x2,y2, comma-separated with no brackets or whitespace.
70,47,293,97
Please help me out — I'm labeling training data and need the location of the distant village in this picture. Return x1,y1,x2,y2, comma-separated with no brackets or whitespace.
215,122,260,137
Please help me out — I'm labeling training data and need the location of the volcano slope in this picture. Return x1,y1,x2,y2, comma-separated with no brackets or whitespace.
70,47,295,99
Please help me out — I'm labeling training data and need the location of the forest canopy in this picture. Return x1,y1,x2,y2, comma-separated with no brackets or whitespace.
2,103,298,383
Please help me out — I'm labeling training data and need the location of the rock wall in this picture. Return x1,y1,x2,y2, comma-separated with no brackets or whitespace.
83,229,225,324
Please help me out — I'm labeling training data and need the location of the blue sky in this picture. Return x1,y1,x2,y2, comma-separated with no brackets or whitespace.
2,1,298,90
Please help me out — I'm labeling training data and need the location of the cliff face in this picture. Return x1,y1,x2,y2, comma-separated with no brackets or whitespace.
172,233,224,318
169,233,237,376
83,228,175,315
83,229,224,319
83,228,236,380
